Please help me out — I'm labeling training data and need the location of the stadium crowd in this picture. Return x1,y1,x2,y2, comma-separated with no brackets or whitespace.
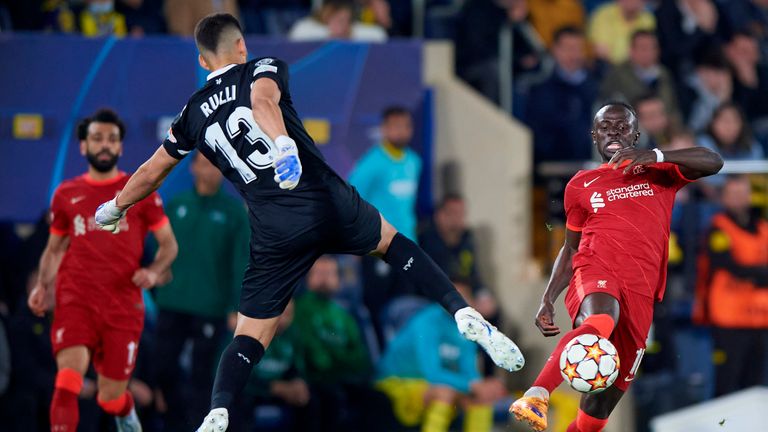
0,1,768,431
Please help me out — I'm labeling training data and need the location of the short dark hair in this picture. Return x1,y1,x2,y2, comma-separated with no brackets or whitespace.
77,109,126,140
382,105,411,121
553,26,584,44
630,29,656,45
595,101,639,130
194,13,243,54
437,193,464,210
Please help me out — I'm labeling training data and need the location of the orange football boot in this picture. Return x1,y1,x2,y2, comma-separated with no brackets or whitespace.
510,396,549,431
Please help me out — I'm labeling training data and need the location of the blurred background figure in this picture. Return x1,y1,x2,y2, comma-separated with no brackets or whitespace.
293,255,377,431
164,0,239,36
693,175,768,396
349,106,421,345
588,0,656,64
376,277,507,432
696,103,763,161
230,300,312,432
525,27,599,163
600,30,681,121
151,151,249,431
288,0,386,41
634,92,678,150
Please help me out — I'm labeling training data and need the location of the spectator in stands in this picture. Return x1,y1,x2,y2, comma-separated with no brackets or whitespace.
293,255,373,430
376,278,507,432
724,31,768,126
527,0,586,48
164,0,239,36
288,0,387,42
679,52,733,132
655,0,722,80
697,102,764,160
454,0,547,104
420,194,500,376
79,0,127,37
350,106,420,241
349,106,421,343
588,0,656,64
231,301,312,432
599,30,681,120
420,194,498,322
717,0,768,60
152,151,249,430
525,27,599,163
116,0,166,35
693,175,768,396
634,93,678,149
239,0,310,35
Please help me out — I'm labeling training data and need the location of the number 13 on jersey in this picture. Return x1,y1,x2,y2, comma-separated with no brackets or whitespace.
204,106,277,183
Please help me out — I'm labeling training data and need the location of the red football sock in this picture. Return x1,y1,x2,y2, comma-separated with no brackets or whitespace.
98,391,134,417
567,421,579,432
50,368,83,432
532,314,615,393
576,409,608,432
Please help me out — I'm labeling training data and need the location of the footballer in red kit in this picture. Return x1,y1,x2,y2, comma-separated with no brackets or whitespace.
28,109,178,432
510,102,723,432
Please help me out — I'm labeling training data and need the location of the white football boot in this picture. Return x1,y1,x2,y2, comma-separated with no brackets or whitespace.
455,306,525,372
196,407,229,432
114,407,142,432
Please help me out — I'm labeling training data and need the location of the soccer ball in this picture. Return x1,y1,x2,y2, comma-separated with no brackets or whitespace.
559,334,620,394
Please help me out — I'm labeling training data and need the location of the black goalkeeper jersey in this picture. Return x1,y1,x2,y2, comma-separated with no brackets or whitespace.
162,57,342,203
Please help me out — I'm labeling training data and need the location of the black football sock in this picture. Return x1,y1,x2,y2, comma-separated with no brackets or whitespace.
383,232,469,315
210,335,265,410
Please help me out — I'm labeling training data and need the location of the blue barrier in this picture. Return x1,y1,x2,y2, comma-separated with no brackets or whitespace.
0,34,425,221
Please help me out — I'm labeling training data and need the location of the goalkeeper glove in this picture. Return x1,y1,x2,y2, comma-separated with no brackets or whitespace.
273,135,302,190
95,197,127,233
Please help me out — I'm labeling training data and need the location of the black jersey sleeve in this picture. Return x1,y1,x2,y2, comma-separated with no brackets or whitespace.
162,105,196,160
249,57,290,97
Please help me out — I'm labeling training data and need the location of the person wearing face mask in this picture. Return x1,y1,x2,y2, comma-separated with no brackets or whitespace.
80,0,127,37
27,109,178,432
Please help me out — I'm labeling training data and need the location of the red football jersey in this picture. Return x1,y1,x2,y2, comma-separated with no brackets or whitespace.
50,173,168,320
564,162,691,301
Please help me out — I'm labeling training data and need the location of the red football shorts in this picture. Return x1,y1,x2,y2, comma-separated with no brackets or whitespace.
51,302,143,381
564,266,654,392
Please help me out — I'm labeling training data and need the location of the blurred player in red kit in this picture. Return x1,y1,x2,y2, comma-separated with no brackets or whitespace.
27,109,178,432
510,102,723,431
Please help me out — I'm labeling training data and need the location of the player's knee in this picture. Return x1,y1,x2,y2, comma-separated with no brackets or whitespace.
54,368,84,395
427,385,458,404
96,379,128,402
56,346,90,375
582,314,616,338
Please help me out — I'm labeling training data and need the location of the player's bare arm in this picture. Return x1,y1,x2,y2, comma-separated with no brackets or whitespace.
28,233,70,316
132,223,178,289
95,147,180,232
116,147,181,210
251,76,302,190
608,146,724,179
536,229,581,337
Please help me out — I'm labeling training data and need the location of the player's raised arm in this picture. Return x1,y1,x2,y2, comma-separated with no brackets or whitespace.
536,229,581,337
609,146,723,180
28,233,70,317
95,147,180,232
251,71,302,190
